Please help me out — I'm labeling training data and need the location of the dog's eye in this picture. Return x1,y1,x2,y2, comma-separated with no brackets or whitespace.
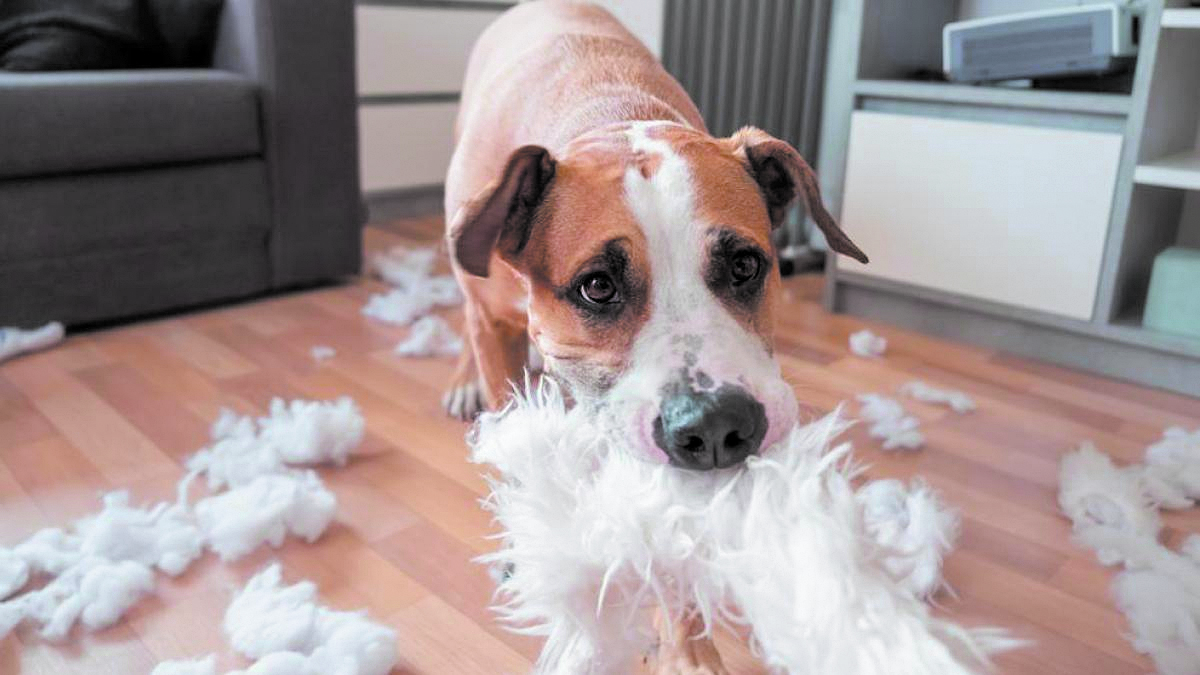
730,252,761,285
579,273,620,305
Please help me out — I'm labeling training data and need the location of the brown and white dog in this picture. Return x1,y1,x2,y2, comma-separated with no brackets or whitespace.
443,1,867,671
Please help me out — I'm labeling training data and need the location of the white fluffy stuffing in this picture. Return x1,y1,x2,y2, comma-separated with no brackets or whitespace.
0,492,200,640
394,315,463,358
1140,427,1200,510
857,478,961,599
472,382,1015,674
0,549,30,599
1058,443,1160,567
310,346,336,362
362,246,462,327
849,329,887,358
1,397,363,643
186,397,364,491
194,472,336,561
0,321,64,363
857,393,925,450
371,246,436,287
1059,442,1200,673
222,564,398,675
900,381,976,414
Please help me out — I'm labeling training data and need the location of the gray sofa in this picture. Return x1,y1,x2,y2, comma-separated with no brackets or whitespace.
0,0,362,328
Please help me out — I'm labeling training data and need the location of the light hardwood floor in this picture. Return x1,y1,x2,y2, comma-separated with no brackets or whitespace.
2,217,1198,674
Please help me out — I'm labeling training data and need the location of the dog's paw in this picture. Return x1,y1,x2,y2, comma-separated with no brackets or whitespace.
442,379,485,421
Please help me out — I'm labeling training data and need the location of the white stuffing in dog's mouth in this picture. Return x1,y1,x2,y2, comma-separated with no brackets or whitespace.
470,380,1018,674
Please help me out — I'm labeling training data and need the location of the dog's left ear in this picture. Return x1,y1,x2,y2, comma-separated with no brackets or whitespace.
728,127,868,264
448,145,557,277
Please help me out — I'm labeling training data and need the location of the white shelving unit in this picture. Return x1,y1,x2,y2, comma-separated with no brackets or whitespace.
817,0,1200,397
1135,151,1200,190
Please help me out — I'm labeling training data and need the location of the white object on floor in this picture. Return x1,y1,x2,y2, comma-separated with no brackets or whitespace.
1059,442,1200,673
857,478,961,599
857,393,925,450
371,246,436,288
1,397,363,643
362,246,462,327
186,397,364,491
0,321,64,363
471,381,1017,674
1058,443,1160,567
1140,427,1200,509
394,315,463,358
222,564,398,675
310,346,336,362
899,380,976,414
0,550,30,600
848,329,887,358
194,473,336,562
151,655,218,675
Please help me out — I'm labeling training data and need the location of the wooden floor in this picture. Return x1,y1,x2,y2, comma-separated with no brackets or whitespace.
2,217,1199,674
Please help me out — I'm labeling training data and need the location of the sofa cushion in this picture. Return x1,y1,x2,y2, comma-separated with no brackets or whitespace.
0,69,260,179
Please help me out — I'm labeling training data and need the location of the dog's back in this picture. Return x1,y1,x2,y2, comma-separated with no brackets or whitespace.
447,2,702,219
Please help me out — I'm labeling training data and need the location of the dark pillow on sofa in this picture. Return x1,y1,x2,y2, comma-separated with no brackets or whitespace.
146,0,225,67
0,0,223,72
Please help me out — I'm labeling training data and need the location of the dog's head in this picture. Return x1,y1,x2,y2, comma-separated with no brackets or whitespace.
450,122,866,470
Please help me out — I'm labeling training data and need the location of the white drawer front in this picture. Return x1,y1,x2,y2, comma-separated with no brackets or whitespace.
839,111,1122,321
356,6,498,95
359,103,457,192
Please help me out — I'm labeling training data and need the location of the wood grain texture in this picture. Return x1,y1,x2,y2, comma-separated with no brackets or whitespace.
1,216,1197,674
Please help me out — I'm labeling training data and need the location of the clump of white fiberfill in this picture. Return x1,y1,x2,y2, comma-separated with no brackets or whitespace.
222,564,397,675
194,472,336,562
1058,442,1160,567
1059,442,1200,674
0,491,202,640
857,393,924,450
0,321,64,363
395,315,463,357
857,478,961,599
1139,426,1200,510
186,397,364,491
471,381,1018,674
362,246,462,327
900,380,976,414
1,397,364,643
849,329,887,358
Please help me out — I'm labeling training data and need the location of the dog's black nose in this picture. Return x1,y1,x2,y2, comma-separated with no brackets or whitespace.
653,385,767,470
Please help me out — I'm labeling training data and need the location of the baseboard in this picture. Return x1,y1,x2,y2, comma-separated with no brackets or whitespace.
364,184,444,223
832,279,1200,398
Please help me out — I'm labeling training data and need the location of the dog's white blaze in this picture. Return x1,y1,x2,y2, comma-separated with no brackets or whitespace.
609,122,797,455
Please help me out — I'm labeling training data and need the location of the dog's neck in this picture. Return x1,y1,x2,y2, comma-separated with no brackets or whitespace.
542,87,702,154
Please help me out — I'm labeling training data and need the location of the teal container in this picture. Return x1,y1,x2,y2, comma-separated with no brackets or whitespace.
1144,246,1200,340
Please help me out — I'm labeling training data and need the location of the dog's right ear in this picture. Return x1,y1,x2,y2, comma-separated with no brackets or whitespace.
448,145,557,277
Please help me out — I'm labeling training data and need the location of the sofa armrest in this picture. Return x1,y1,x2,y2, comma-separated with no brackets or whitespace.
213,0,363,287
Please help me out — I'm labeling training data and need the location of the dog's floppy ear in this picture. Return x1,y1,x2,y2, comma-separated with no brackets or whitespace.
449,145,557,277
729,127,868,264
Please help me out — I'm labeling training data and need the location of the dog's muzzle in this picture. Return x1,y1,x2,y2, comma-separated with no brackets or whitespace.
652,384,767,470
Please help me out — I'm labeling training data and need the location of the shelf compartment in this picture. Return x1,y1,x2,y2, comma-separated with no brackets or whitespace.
1135,150,1200,191
1162,9,1200,29
854,79,1132,116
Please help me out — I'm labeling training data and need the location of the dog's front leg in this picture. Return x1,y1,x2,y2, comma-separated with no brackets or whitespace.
650,609,729,675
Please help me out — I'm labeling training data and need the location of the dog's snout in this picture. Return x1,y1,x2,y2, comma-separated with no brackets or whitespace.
653,385,767,470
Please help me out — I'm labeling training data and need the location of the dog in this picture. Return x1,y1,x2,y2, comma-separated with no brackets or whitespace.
443,1,867,671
